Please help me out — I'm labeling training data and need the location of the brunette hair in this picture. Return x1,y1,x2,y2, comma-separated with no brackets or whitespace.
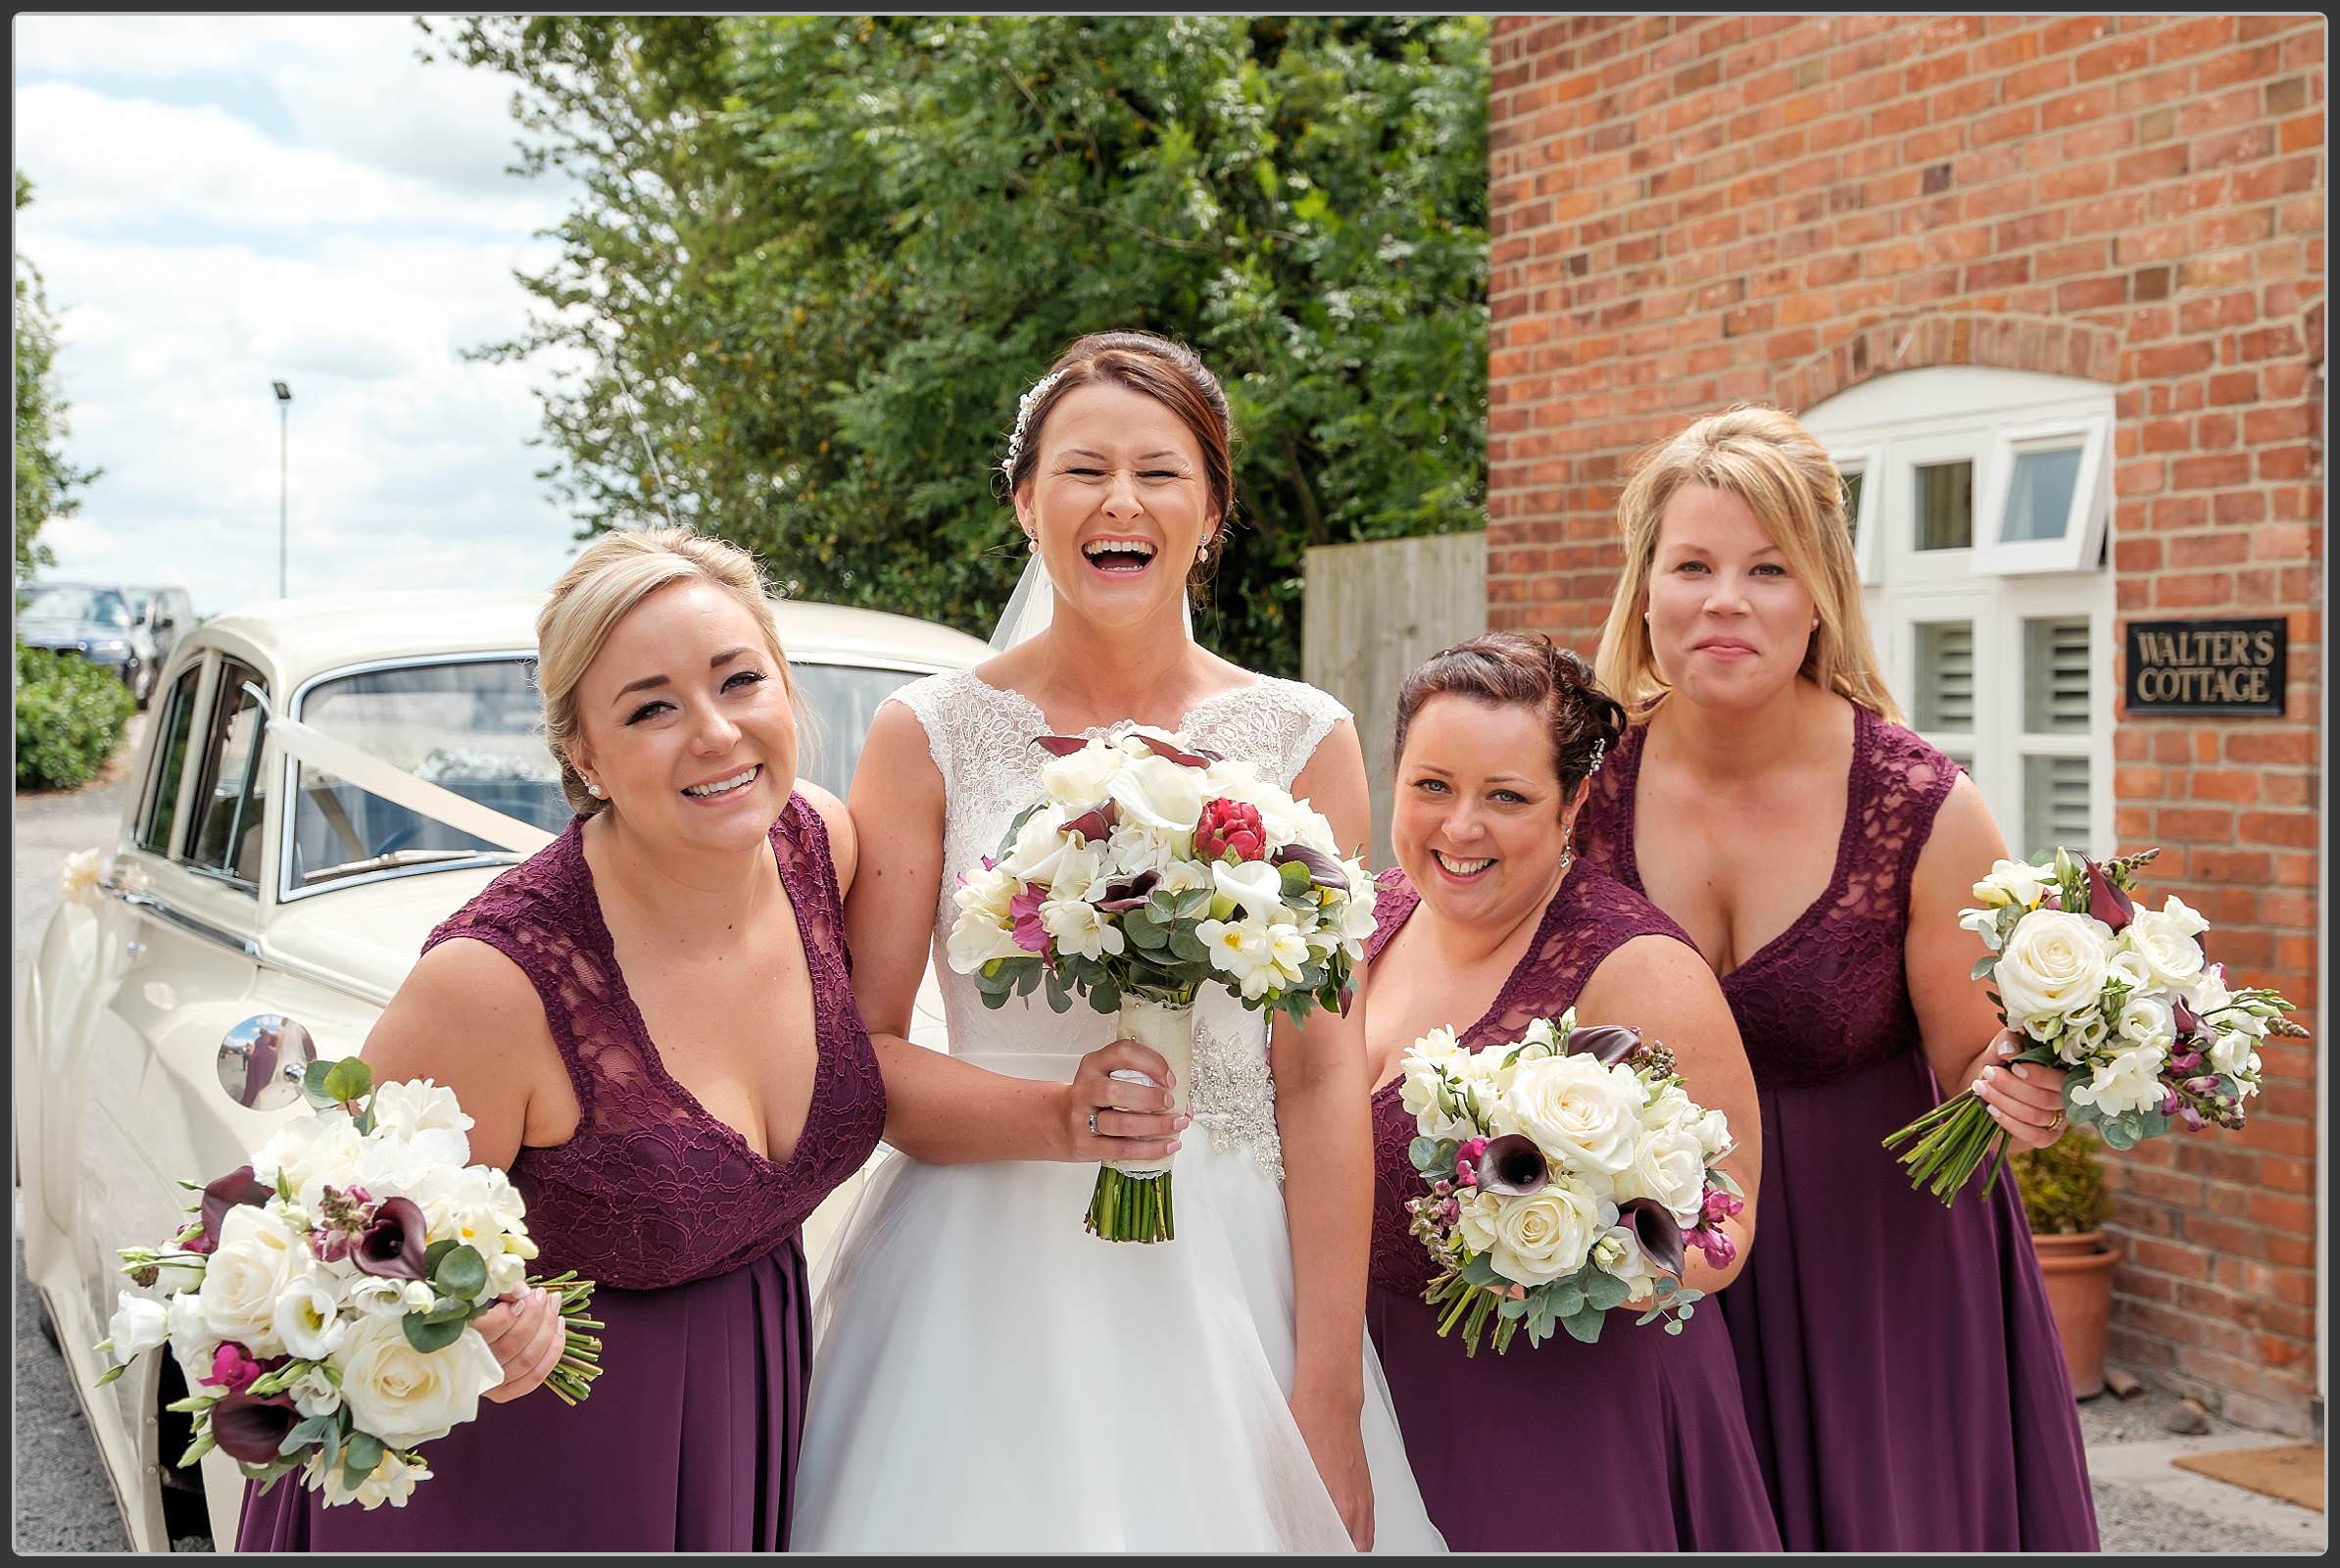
537,526,801,817
1000,329,1237,588
1592,405,1902,724
1393,632,1629,801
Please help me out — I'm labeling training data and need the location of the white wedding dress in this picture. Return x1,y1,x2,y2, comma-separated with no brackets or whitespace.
793,668,1443,1552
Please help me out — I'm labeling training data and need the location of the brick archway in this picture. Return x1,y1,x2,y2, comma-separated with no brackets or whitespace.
1776,314,2123,414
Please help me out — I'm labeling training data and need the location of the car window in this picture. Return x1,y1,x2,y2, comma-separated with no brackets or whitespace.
790,662,924,801
139,662,205,856
128,590,153,621
291,658,568,889
187,662,269,884
24,585,131,627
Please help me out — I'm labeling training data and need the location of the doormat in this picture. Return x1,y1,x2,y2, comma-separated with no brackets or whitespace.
2171,1445,2325,1513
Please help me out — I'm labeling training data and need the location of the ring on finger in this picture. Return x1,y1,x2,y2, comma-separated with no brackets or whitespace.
1088,1109,1100,1137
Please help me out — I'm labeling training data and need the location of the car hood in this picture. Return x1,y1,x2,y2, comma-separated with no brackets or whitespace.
261,864,513,1004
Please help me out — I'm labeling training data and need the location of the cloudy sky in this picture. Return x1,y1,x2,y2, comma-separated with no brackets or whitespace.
14,16,591,618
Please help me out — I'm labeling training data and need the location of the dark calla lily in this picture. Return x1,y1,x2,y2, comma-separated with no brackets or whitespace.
1131,734,1217,769
1270,844,1349,893
1474,1134,1550,1197
1030,735,1094,758
1062,798,1118,844
2083,858,2133,932
351,1196,428,1280
1565,1023,1642,1066
1095,871,1160,912
209,1390,300,1464
2172,998,2208,1043
1617,1196,1687,1280
1336,984,1355,1018
200,1165,274,1250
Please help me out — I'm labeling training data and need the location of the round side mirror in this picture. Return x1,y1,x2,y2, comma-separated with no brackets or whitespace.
216,1014,317,1111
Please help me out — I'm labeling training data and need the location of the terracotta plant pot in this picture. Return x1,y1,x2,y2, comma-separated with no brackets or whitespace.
2034,1230,2122,1398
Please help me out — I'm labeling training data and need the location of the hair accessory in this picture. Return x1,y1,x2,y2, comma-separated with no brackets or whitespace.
1584,736,1607,776
1002,368,1070,475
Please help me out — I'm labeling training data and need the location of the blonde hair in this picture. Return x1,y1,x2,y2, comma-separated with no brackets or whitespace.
537,526,802,817
1592,406,1903,726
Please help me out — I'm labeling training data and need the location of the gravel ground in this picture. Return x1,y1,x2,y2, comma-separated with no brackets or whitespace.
9,718,2325,1552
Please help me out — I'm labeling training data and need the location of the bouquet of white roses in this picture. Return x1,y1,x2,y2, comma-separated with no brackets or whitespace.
1397,1010,1741,1354
1884,847,2305,1205
92,1057,601,1508
946,726,1376,1243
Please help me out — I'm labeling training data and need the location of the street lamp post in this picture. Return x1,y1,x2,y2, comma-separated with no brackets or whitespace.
271,380,292,597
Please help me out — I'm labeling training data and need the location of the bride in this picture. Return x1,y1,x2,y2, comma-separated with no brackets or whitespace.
793,331,1440,1551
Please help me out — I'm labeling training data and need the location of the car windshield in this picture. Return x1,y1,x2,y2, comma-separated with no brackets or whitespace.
128,590,153,620
24,585,131,626
289,656,927,890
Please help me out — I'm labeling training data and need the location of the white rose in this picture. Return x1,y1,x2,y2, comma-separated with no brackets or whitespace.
1614,1125,1709,1229
1212,858,1289,922
271,1270,350,1360
348,1131,468,1207
2117,991,2176,1051
1689,1107,1733,1159
199,1203,306,1353
1489,1054,1643,1181
334,1314,506,1446
1972,858,2049,908
1638,1083,1693,1134
2185,965,2233,1016
343,1276,411,1319
1104,754,1207,834
2069,1043,2169,1119
1457,1180,1603,1286
2107,948,2156,995
1039,737,1122,808
106,1295,170,1360
1993,911,2115,1031
249,1114,366,1210
1590,1222,1663,1298
1039,897,1126,962
2124,900,2209,992
366,1080,473,1140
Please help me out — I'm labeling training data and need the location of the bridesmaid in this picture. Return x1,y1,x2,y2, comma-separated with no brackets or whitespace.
239,527,885,1550
1360,632,1777,1551
1575,408,2100,1550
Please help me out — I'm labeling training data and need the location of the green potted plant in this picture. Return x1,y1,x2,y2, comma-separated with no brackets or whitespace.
2011,1127,2122,1399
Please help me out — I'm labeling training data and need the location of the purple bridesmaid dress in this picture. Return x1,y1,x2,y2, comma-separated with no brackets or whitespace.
1364,863,1780,1552
1576,707,2100,1551
237,794,886,1552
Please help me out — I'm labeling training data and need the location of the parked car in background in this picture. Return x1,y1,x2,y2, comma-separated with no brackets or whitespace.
16,589,986,1550
18,580,158,704
126,586,195,691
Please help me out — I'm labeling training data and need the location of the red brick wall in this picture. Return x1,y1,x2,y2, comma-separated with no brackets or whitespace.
1488,13,2325,1434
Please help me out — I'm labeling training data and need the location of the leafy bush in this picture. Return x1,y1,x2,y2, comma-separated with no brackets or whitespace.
2010,1126,2115,1236
16,643,135,790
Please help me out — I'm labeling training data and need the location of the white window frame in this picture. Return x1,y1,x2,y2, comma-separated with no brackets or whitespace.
1978,415,2113,575
1803,367,2117,861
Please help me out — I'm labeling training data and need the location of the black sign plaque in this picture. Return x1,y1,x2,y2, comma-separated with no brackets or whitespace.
2123,617,2287,716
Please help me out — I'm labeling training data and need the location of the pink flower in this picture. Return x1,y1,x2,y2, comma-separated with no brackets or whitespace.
1195,799,1268,864
1459,1137,1490,1161
1702,1189,1744,1224
1008,886,1051,956
205,1342,267,1395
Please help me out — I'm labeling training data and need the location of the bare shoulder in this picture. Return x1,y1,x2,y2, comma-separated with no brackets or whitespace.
366,935,552,1081
1910,770,2008,908
1582,932,1731,1025
796,780,857,893
855,698,947,796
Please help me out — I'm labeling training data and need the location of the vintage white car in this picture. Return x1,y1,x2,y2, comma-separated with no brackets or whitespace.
16,589,985,1550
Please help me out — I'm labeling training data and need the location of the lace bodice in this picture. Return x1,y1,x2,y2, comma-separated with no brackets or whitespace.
887,667,1353,1181
1361,862,1694,1297
421,796,887,1291
1573,706,1960,1091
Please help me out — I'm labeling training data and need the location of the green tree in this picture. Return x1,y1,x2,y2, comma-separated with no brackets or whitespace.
428,17,1487,675
14,172,101,589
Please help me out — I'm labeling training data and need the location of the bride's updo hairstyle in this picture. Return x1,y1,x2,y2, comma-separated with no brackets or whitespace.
1594,405,1902,725
999,329,1239,591
536,526,802,817
1392,632,1628,805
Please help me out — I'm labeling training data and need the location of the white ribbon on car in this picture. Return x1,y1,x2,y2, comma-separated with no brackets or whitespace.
245,683,556,856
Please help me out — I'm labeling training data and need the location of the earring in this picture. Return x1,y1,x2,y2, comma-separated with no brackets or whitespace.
1025,533,1038,554
585,781,604,799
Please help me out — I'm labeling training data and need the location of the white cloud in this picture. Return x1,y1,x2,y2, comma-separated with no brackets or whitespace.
14,20,592,618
